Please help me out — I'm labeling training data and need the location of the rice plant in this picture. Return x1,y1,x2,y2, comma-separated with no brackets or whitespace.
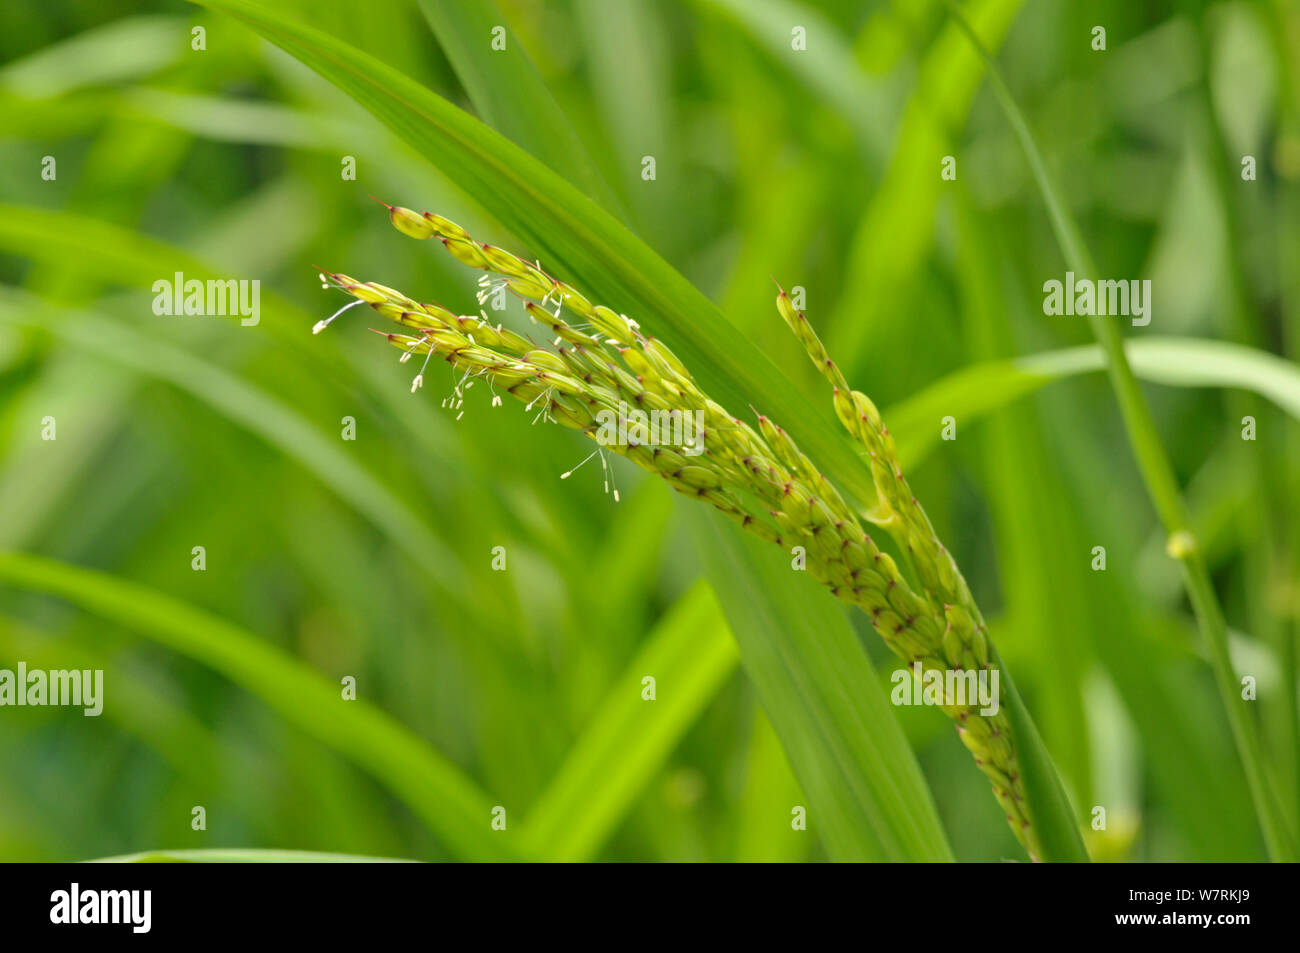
316,201,1078,857
0,0,1297,867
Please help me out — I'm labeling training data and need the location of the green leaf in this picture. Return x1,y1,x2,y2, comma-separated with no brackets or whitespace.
0,15,185,97
0,552,523,862
690,507,955,862
522,582,739,861
987,646,1090,862
733,709,812,861
887,338,1300,469
573,0,674,241
86,849,414,863
415,0,623,216
186,0,881,515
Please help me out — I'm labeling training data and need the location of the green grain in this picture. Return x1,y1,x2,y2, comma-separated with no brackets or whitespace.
319,203,1049,857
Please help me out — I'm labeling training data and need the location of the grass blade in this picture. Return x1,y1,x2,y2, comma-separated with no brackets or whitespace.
0,552,523,862
414,0,623,216
690,508,955,862
522,582,738,861
987,645,1089,862
886,337,1300,468
0,15,184,97
86,849,414,863
696,0,899,152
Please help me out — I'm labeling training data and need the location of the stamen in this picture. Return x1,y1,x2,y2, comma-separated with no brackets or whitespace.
313,298,364,335
411,342,436,392
602,451,620,502
561,449,600,479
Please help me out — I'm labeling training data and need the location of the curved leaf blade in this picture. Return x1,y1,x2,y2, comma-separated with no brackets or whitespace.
87,849,415,863
0,552,524,862
888,338,1300,469
690,509,955,862
414,0,623,216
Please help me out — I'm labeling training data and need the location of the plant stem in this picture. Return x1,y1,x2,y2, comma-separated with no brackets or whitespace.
945,0,1299,861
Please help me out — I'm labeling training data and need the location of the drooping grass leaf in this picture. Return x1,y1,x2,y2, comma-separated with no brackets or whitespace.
887,338,1300,469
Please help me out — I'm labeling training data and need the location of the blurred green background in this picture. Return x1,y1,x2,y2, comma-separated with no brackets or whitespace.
0,0,1297,862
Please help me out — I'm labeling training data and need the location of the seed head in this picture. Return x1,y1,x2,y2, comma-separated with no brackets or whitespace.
312,202,1044,859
